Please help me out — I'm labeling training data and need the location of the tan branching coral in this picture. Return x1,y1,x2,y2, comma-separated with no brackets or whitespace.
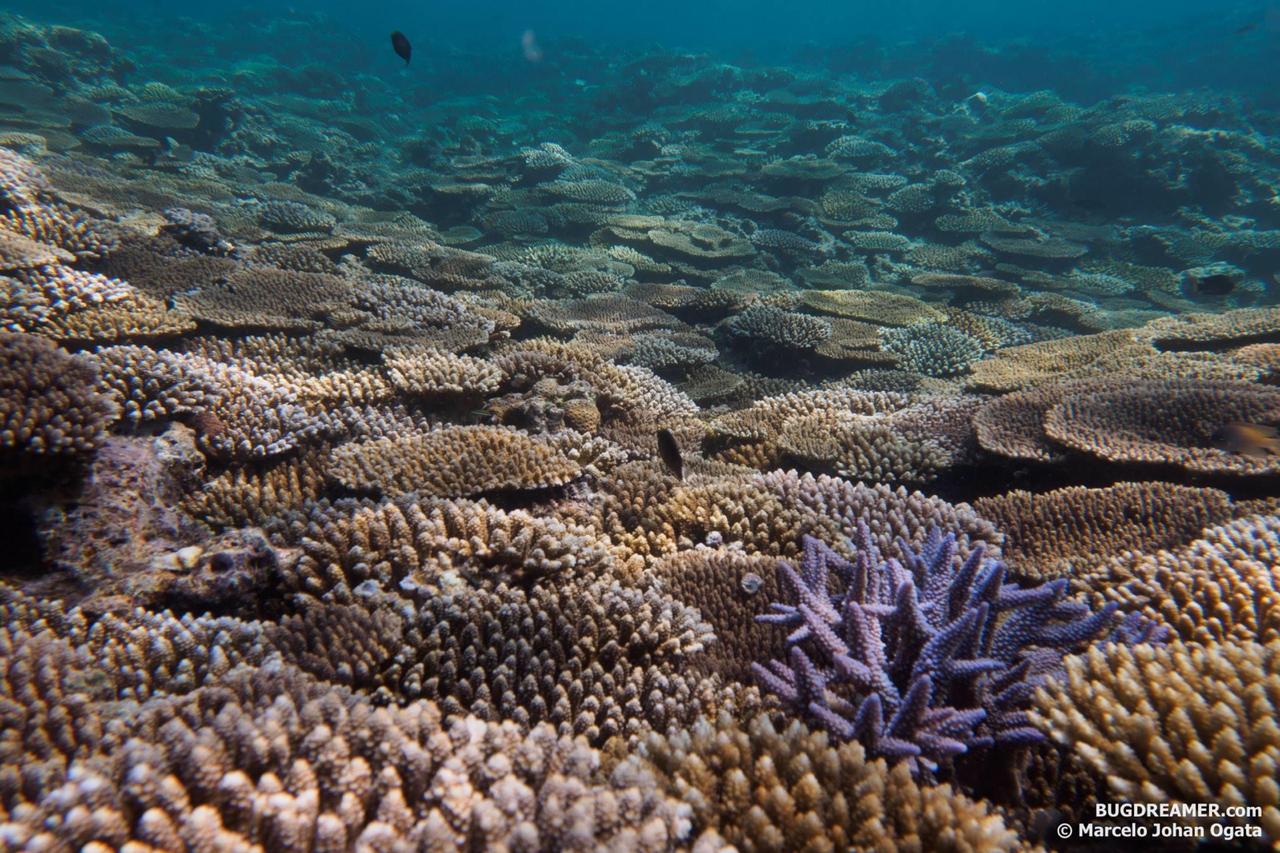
651,548,785,680
1231,342,1280,378
547,177,636,204
634,713,1021,853
815,318,896,364
973,376,1146,464
271,577,723,745
711,388,915,440
0,332,115,457
705,388,961,482
172,267,358,331
0,148,119,261
347,275,499,352
384,348,503,397
98,237,241,298
0,589,269,705
625,282,749,319
776,411,951,483
492,338,699,453
1044,379,1280,475
184,457,329,528
975,482,1236,581
981,231,1086,259
2,265,194,342
291,496,613,591
754,470,1002,560
972,384,1069,463
594,461,999,564
593,460,827,559
327,425,584,498
523,294,684,335
96,345,319,461
1080,514,1280,646
910,272,1021,299
614,219,754,263
726,305,832,350
1033,639,1280,843
943,309,1031,351
0,228,72,270
283,366,397,406
1,650,694,852
966,330,1144,392
248,241,339,273
1143,306,1280,349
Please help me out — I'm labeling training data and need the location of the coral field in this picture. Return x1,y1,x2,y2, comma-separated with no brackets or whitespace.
0,9,1279,851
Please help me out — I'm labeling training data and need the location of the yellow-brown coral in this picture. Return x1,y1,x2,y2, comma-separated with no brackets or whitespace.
1034,639,1280,843
327,425,584,498
634,712,1021,853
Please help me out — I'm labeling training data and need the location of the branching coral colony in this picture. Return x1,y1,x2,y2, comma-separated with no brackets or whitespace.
752,523,1126,775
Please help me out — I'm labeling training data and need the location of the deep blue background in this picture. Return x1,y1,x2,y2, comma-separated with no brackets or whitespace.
9,0,1280,102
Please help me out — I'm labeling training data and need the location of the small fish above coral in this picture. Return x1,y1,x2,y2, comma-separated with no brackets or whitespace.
1212,422,1280,458
656,427,683,479
390,31,412,65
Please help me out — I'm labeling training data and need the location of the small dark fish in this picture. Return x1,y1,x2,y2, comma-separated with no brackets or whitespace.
656,428,683,480
1194,273,1236,296
1212,422,1280,458
1234,20,1259,34
391,31,412,65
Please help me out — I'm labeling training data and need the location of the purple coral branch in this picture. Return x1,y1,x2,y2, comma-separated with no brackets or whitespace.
753,525,1121,773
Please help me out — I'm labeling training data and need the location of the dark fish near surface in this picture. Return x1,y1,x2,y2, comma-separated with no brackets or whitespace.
656,428,683,480
1194,273,1236,296
1212,422,1280,458
390,31,412,65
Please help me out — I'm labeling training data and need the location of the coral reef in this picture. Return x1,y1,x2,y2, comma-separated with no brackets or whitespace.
0,14,1279,851
0,618,694,851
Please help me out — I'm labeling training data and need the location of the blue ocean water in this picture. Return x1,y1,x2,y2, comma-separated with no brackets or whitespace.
14,0,1280,98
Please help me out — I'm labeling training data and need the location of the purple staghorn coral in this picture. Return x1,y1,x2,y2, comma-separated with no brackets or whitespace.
752,522,1119,774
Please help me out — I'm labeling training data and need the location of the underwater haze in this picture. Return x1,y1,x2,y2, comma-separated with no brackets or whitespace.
2,0,1280,850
